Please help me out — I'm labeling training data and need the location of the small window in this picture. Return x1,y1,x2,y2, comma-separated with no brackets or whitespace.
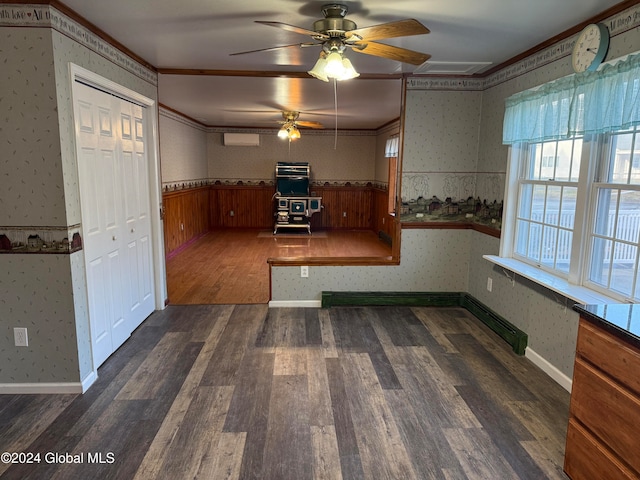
385,135,400,214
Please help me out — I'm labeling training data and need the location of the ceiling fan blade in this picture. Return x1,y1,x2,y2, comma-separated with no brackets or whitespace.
255,21,329,40
230,42,320,56
296,120,324,129
345,19,429,42
351,41,431,65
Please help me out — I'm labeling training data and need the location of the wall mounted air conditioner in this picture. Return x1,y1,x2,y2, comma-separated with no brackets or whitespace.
223,133,260,146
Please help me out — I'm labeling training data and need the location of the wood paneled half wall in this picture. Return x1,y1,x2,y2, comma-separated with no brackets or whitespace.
162,184,396,257
163,186,211,256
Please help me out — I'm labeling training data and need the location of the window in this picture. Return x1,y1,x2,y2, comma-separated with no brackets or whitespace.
514,137,582,275
587,125,640,300
385,135,400,214
498,52,640,302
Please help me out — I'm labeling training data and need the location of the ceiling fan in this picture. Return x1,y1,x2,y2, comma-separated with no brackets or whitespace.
278,111,323,140
231,3,431,79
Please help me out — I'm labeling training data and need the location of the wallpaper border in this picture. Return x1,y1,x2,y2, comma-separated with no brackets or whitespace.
0,224,83,254
0,4,157,86
407,4,640,91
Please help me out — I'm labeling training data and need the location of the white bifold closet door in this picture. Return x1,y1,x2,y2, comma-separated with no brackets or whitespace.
74,80,155,368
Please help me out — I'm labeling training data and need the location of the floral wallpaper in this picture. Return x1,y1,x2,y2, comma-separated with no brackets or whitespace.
0,3,158,388
271,229,472,299
159,108,209,189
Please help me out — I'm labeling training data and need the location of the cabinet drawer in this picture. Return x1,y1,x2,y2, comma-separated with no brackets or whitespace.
576,319,640,395
570,358,640,475
565,418,637,480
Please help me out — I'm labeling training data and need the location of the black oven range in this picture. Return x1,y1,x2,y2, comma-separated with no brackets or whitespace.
273,162,322,234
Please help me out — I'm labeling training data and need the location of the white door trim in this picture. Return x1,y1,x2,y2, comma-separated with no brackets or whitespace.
69,63,166,379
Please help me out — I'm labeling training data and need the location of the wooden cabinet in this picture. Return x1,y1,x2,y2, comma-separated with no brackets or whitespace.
564,318,640,479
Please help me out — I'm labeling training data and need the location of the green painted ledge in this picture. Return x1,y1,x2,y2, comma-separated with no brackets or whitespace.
321,291,528,356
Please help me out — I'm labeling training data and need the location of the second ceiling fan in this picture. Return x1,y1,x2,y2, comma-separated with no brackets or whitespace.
232,3,431,80
278,111,323,140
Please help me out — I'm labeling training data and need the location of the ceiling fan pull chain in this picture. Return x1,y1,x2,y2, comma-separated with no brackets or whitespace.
334,78,338,150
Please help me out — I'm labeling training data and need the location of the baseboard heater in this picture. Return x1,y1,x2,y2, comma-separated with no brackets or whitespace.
321,291,528,355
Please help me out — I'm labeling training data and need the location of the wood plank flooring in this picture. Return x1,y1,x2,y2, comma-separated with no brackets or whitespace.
0,305,570,479
166,229,392,304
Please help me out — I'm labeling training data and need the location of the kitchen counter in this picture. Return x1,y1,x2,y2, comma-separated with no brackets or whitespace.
573,303,640,350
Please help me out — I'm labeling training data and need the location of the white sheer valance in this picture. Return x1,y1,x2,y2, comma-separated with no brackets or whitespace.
385,135,400,157
503,52,640,145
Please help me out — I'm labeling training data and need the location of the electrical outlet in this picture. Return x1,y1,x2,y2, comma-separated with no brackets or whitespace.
486,277,493,292
343,212,347,217
14,327,28,347
301,265,309,278
230,210,235,217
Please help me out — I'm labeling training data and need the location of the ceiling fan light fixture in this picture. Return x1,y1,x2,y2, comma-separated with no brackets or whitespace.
288,125,301,140
338,57,359,80
278,125,290,139
309,48,358,82
308,55,329,82
324,51,345,78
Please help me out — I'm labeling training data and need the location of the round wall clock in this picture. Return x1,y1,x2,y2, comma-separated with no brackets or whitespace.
571,23,610,73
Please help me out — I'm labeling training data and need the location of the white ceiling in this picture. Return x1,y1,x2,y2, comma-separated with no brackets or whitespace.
60,0,624,130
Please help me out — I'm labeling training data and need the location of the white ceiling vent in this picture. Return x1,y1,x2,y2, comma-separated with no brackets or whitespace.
413,61,493,75
223,133,260,146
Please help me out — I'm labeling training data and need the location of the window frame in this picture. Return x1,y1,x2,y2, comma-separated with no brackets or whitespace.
500,131,640,303
512,136,586,277
582,128,640,301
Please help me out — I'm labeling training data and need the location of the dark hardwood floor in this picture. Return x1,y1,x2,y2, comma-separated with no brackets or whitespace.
0,305,570,479
165,229,393,304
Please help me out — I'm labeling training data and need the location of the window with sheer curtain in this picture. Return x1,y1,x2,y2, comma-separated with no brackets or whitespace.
385,135,399,214
502,53,640,301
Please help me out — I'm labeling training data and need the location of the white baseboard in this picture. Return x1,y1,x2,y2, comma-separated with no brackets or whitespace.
0,369,98,395
81,370,98,393
525,347,573,392
268,300,322,308
0,382,84,394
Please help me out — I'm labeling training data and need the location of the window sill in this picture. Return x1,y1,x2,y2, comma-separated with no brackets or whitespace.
483,255,619,305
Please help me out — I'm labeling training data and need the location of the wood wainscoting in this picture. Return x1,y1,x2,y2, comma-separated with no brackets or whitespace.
163,186,211,257
210,184,275,229
163,184,396,255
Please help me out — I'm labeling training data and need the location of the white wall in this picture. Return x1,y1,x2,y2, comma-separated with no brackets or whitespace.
207,130,377,184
